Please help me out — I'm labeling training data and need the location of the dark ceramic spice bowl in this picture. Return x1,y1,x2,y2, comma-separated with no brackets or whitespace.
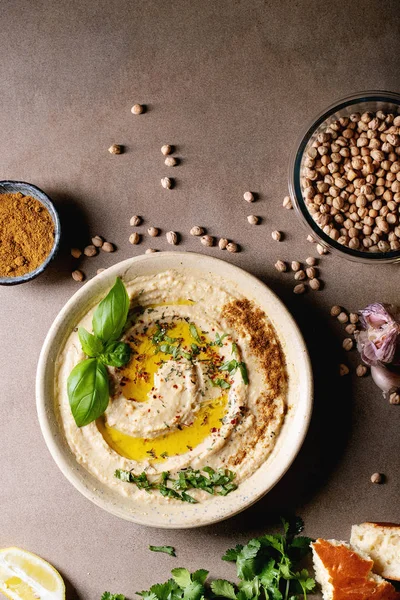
0,181,61,285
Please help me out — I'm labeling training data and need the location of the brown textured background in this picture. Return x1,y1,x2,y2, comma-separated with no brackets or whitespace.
1,1,400,598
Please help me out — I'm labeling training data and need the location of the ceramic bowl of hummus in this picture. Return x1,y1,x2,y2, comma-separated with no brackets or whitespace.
36,252,312,528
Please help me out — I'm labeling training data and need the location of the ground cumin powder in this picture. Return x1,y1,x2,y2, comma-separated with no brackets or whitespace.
0,192,55,278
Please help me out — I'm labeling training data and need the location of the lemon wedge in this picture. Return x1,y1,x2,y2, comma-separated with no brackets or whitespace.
0,547,65,600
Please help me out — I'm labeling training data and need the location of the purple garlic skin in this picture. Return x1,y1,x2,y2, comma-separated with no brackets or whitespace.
357,302,400,396
357,303,400,366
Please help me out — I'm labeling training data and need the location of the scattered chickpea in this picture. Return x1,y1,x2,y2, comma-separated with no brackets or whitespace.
331,305,342,317
108,144,123,155
316,243,328,255
345,323,357,335
92,236,104,248
291,261,301,271
293,283,306,294
306,256,317,266
84,245,98,257
72,270,85,282
131,103,144,115
165,156,178,167
227,242,239,253
247,215,260,225
130,215,142,226
219,238,229,250
309,278,321,290
161,177,173,189
71,248,82,259
283,195,293,209
243,191,255,203
349,313,359,324
342,338,354,351
294,270,305,281
306,266,316,279
166,231,179,245
356,364,368,377
148,227,160,237
190,226,205,236
307,235,316,243
102,242,115,252
161,144,173,155
145,248,158,254
129,232,141,245
337,311,349,324
389,392,400,405
274,260,287,272
370,472,383,484
201,235,214,247
272,230,282,241
339,363,349,376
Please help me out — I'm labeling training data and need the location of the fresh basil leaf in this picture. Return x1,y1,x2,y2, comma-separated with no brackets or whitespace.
189,323,201,343
92,278,130,343
149,545,176,557
211,580,236,600
78,327,104,357
67,358,109,427
99,341,131,367
171,568,192,589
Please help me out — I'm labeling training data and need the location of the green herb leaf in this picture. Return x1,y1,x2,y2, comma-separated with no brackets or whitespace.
211,378,231,389
99,341,131,367
78,327,104,357
211,580,237,600
149,545,176,557
238,362,249,385
214,332,229,347
67,358,109,427
183,581,204,600
171,568,192,589
92,278,130,343
101,593,126,600
222,545,244,562
189,323,201,343
191,570,209,586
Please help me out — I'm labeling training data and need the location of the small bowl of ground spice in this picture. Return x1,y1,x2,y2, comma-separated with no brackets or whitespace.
0,181,60,285
289,91,400,263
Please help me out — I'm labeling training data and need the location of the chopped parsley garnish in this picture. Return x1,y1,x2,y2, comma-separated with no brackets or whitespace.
214,332,229,347
189,323,202,343
220,359,249,385
115,466,237,502
149,545,176,557
211,378,231,390
134,517,314,600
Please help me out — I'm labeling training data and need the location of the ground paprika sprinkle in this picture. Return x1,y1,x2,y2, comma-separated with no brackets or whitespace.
0,192,55,277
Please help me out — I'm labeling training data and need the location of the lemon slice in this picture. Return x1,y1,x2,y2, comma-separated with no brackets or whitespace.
0,547,65,600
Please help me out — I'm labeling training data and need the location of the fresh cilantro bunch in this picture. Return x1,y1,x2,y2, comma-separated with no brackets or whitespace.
219,517,315,600
119,517,314,600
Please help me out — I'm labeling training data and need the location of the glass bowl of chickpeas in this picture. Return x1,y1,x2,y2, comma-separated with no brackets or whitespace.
289,91,400,263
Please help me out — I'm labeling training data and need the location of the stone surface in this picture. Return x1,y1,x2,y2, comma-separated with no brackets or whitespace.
0,1,399,598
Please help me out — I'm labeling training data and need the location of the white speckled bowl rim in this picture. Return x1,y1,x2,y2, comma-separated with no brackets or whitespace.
36,252,313,528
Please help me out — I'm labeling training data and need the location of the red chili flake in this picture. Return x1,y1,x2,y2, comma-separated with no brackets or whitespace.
148,409,151,412
211,427,218,433
173,384,178,389
230,419,237,425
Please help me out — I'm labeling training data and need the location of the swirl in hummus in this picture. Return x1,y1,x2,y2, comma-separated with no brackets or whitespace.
56,270,287,503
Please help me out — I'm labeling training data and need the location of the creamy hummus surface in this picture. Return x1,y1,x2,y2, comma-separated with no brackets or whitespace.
56,269,288,503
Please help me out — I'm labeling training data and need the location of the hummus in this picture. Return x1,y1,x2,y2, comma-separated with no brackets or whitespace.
56,270,287,503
